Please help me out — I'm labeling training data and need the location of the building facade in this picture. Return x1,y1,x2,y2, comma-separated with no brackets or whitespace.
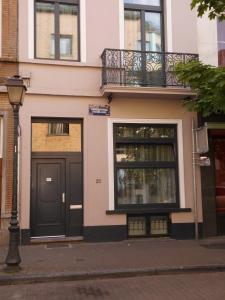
15,0,225,243
0,0,19,244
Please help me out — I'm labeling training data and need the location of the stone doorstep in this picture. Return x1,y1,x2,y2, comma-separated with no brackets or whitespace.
30,236,84,245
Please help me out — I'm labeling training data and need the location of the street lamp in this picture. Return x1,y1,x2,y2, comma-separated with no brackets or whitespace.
5,75,27,271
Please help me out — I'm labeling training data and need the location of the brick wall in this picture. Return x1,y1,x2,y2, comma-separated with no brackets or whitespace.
32,123,82,152
0,0,18,244
1,0,17,59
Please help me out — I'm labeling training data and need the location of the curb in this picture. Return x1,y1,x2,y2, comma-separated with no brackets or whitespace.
1,264,225,285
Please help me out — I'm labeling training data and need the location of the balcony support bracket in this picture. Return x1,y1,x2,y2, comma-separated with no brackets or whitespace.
107,93,113,104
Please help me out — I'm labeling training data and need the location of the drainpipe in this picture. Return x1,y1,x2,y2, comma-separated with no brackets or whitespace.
192,118,199,240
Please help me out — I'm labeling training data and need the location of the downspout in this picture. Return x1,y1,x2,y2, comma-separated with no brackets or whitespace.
192,118,199,240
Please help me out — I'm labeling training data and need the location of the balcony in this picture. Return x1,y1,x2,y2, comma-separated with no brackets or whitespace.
100,49,198,99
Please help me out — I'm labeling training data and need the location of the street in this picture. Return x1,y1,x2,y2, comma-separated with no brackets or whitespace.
1,272,225,300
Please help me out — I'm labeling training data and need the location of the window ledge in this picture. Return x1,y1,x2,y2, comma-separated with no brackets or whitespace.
106,208,192,215
20,59,100,69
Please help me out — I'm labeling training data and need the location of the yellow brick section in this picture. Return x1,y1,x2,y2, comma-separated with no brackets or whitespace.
32,123,82,152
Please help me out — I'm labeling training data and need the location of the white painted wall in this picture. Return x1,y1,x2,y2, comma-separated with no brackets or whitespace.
197,15,218,66
165,0,173,52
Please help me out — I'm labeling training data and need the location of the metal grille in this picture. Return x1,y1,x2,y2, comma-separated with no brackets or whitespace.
101,49,198,88
128,216,146,236
150,216,168,235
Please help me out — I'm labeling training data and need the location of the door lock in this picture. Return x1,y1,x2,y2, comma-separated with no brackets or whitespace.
62,193,65,203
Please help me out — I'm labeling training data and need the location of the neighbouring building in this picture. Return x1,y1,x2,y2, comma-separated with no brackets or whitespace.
198,16,225,237
0,0,19,244
15,0,225,244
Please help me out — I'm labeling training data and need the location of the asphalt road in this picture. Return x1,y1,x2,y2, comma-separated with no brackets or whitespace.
1,272,225,300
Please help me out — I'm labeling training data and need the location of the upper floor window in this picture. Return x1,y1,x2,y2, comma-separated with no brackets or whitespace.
35,0,79,61
124,0,163,52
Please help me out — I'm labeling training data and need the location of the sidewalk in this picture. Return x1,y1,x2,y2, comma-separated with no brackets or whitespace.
0,238,225,285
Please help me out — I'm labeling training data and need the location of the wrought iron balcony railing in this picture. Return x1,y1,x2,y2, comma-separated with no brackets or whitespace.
101,49,198,88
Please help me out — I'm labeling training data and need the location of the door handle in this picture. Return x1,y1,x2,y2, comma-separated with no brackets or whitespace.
62,193,65,203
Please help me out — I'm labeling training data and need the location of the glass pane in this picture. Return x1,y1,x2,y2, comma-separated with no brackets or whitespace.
124,0,160,6
217,20,225,66
128,217,146,236
48,123,69,135
116,144,175,162
32,122,81,152
116,125,175,138
59,4,78,60
36,2,55,59
145,12,161,51
125,10,141,50
117,168,176,205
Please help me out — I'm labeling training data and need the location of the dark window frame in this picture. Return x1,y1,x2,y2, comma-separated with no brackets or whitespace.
34,0,80,61
113,123,180,210
124,0,165,52
48,122,70,136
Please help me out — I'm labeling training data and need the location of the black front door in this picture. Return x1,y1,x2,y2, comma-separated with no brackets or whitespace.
31,159,66,236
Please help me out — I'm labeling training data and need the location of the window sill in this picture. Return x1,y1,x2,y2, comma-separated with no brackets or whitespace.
106,208,192,215
20,58,101,69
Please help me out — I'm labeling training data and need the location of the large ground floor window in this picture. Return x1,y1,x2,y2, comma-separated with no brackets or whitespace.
114,123,179,208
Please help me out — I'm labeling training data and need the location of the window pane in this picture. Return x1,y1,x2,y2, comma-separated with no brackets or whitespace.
32,122,81,152
145,12,161,51
125,10,141,50
117,168,176,205
116,144,175,162
48,123,69,135
116,125,175,138
59,4,78,60
124,0,160,6
36,2,55,59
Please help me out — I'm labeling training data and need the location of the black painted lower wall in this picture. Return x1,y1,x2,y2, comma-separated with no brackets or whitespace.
171,223,203,240
21,223,203,244
20,229,31,245
83,225,127,242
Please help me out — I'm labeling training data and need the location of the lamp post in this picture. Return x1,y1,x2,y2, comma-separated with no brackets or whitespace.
5,75,26,271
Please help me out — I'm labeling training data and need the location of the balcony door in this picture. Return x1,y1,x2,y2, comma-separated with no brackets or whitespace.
124,4,162,52
124,0,164,86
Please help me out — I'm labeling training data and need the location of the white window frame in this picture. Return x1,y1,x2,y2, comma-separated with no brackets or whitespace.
108,118,185,210
119,0,173,51
28,0,86,62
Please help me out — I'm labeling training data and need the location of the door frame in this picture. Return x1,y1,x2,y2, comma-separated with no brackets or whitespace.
30,118,83,238
201,127,225,237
